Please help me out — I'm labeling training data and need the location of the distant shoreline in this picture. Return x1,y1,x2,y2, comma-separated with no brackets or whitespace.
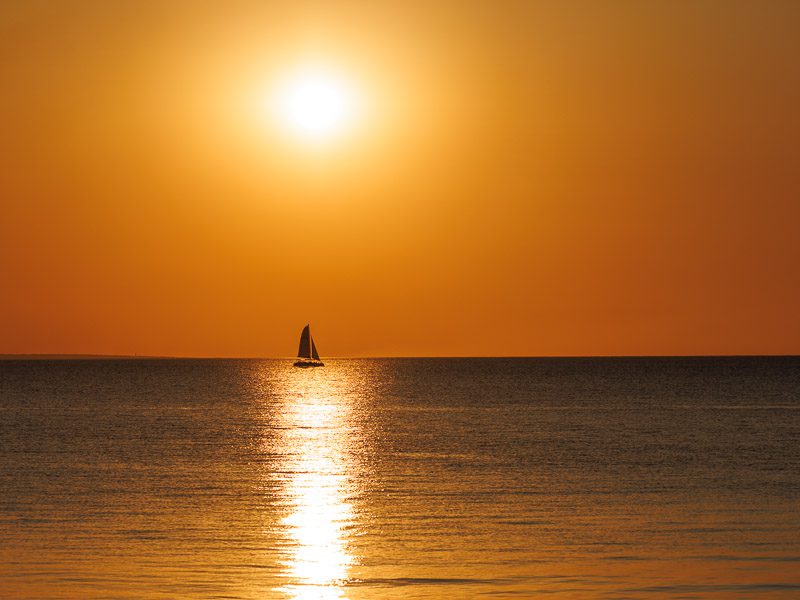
0,354,172,360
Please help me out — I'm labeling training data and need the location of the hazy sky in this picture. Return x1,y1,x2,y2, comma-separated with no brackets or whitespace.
2,1,799,357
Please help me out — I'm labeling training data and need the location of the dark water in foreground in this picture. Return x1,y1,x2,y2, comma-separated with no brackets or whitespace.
1,357,799,599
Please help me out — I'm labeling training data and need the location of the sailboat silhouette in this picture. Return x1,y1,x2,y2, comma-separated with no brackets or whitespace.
293,324,324,368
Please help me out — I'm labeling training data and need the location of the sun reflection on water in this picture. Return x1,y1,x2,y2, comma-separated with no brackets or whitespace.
275,368,355,599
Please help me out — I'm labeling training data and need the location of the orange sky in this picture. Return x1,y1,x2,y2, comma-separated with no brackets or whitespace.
2,1,799,357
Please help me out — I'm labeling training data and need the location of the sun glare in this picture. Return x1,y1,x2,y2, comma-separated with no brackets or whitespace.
271,68,359,143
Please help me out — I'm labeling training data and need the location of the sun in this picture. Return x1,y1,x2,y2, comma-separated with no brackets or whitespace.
270,67,359,143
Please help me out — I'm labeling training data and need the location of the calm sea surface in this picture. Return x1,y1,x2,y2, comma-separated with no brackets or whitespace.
1,357,799,599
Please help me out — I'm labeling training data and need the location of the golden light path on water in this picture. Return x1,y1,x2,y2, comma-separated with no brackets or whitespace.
273,368,356,599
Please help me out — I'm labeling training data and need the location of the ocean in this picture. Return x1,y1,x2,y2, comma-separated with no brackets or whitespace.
1,357,798,599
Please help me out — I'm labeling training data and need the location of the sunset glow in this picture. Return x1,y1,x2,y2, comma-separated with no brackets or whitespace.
2,2,800,598
1,2,799,357
269,68,360,143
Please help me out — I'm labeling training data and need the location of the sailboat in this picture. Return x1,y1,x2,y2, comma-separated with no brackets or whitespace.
293,324,324,367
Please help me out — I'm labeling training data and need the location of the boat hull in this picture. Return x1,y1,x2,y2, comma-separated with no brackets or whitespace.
293,360,325,368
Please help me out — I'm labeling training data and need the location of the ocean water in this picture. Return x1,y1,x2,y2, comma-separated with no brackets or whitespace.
1,357,799,599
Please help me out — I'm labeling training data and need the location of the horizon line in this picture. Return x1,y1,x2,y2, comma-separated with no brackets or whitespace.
1,353,799,360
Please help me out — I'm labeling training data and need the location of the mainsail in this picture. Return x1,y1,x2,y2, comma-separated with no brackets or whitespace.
294,324,324,367
297,325,311,358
